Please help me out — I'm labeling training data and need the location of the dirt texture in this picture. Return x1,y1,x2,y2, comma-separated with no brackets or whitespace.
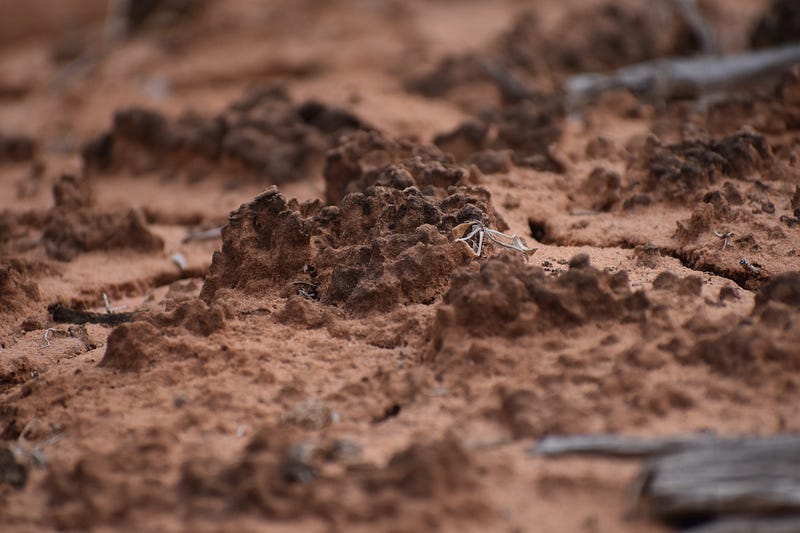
1,0,799,532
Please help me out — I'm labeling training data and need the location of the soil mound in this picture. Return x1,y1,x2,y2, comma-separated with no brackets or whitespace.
629,131,773,204
324,129,472,204
689,276,800,380
182,431,480,525
751,0,800,48
202,134,508,313
100,321,165,371
435,100,565,172
0,134,37,163
690,313,800,381
83,85,365,182
0,260,42,338
409,1,698,102
754,272,800,312
432,253,646,342
42,175,163,261
101,299,224,371
498,3,695,74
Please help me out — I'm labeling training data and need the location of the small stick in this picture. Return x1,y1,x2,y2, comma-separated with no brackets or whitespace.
739,257,761,276
291,281,319,301
182,227,222,244
481,60,533,103
17,419,38,442
171,252,187,271
40,328,54,349
712,229,734,251
102,292,126,313
565,43,800,108
531,433,717,458
48,303,138,326
453,220,538,260
669,0,718,54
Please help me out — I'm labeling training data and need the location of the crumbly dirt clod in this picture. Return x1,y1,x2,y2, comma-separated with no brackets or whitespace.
0,260,42,337
433,253,647,341
44,208,164,261
409,1,698,104
202,135,509,313
324,129,470,204
83,85,365,182
101,299,225,371
751,0,800,48
434,100,565,172
689,305,800,381
0,134,37,163
630,131,775,203
180,431,482,526
42,175,164,261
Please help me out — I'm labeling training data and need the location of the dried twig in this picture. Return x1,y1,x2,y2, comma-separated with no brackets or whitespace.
531,433,716,458
102,292,113,314
669,0,718,54
292,281,319,301
565,43,800,108
181,226,222,244
482,60,534,103
453,220,538,259
48,303,138,326
712,228,733,251
739,257,761,276
171,252,187,271
40,328,54,349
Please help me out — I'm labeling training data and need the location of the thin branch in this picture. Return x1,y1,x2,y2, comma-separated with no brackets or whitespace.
48,303,138,325
565,43,800,108
531,433,717,458
669,0,718,54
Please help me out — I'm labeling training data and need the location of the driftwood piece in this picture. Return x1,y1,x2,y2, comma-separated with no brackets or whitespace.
533,434,800,531
565,43,800,108
533,434,717,458
641,436,800,520
684,517,800,533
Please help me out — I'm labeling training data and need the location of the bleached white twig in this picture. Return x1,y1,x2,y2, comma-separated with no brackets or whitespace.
453,220,538,259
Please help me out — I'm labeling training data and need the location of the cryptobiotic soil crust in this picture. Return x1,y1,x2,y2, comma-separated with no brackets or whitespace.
1,0,799,531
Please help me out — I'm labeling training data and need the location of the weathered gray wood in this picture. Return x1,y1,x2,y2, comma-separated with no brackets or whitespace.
534,434,800,529
565,43,800,108
532,434,717,458
684,517,800,533
641,436,800,520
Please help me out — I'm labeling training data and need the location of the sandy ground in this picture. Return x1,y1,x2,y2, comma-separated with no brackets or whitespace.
2,0,800,531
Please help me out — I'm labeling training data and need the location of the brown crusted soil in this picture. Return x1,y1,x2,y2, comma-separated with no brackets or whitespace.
42,175,164,261
432,253,645,341
750,0,800,48
408,1,698,102
84,85,365,182
2,1,800,532
201,131,506,314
